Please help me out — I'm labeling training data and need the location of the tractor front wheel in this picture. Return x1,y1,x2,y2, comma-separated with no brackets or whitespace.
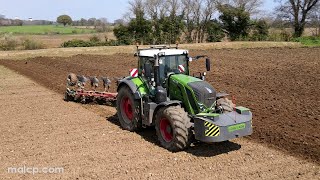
116,86,142,131
155,106,191,152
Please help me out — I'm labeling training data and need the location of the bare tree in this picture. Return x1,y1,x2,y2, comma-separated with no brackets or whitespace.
308,4,320,35
167,0,181,16
145,0,167,19
99,18,109,24
192,0,204,43
199,0,216,42
181,0,196,42
123,0,221,43
145,0,168,43
217,0,263,14
276,0,319,37
182,0,217,43
128,0,145,18
167,0,183,43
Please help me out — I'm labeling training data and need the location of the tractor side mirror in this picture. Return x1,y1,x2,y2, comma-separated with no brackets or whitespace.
206,58,211,71
144,63,152,78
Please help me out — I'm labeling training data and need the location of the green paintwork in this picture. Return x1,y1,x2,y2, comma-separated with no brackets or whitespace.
168,74,202,115
228,123,246,132
170,74,202,86
235,106,250,114
197,113,220,117
131,77,149,96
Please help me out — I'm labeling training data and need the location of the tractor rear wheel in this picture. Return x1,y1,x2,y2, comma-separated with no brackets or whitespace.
116,86,142,131
155,106,191,152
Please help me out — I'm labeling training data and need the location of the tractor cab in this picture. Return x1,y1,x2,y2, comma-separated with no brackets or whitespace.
137,48,190,85
136,47,210,90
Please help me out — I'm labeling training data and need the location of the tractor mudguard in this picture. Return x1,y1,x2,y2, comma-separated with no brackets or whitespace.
117,77,147,99
194,109,253,143
158,100,181,107
143,100,182,126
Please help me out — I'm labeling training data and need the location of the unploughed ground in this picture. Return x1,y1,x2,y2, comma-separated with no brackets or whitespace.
0,47,319,164
14,32,116,49
0,66,319,179
0,42,301,60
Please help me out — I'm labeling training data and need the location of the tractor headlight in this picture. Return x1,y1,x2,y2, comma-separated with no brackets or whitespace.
198,103,206,112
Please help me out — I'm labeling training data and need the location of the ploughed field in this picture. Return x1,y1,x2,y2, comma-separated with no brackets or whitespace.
1,47,319,163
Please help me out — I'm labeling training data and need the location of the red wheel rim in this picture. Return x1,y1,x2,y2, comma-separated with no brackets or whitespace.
122,96,133,121
160,118,173,142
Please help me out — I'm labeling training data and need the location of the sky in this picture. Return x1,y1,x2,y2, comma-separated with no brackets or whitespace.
0,0,278,22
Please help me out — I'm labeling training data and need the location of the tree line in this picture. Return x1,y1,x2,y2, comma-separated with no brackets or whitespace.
0,15,53,26
113,0,319,45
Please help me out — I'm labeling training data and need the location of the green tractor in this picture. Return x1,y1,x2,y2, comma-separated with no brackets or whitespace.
116,46,252,151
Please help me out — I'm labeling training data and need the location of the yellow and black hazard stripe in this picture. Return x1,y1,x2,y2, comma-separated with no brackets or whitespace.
204,121,220,137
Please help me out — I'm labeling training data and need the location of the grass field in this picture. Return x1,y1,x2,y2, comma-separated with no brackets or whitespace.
0,25,96,35
269,28,319,37
14,32,116,48
294,36,320,47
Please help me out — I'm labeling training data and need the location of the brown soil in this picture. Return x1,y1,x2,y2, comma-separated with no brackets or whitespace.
15,32,116,48
1,47,319,164
0,66,319,179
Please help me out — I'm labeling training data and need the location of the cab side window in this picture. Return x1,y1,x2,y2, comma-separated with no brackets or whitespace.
138,57,153,76
138,57,146,75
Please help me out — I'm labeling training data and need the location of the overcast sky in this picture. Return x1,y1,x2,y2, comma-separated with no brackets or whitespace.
0,0,277,22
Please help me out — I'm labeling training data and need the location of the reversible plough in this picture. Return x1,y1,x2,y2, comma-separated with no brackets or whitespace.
64,74,118,105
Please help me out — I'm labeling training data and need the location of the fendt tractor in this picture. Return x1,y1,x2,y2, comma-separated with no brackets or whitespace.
65,45,253,151
116,45,253,151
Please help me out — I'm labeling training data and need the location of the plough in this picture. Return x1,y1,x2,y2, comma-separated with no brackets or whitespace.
64,73,118,105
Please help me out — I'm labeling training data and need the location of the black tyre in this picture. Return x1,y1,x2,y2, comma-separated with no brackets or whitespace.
217,98,235,112
67,73,78,86
64,92,73,102
155,106,192,152
116,86,142,131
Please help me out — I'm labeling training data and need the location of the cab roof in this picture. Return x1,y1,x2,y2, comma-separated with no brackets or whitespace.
138,49,188,57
